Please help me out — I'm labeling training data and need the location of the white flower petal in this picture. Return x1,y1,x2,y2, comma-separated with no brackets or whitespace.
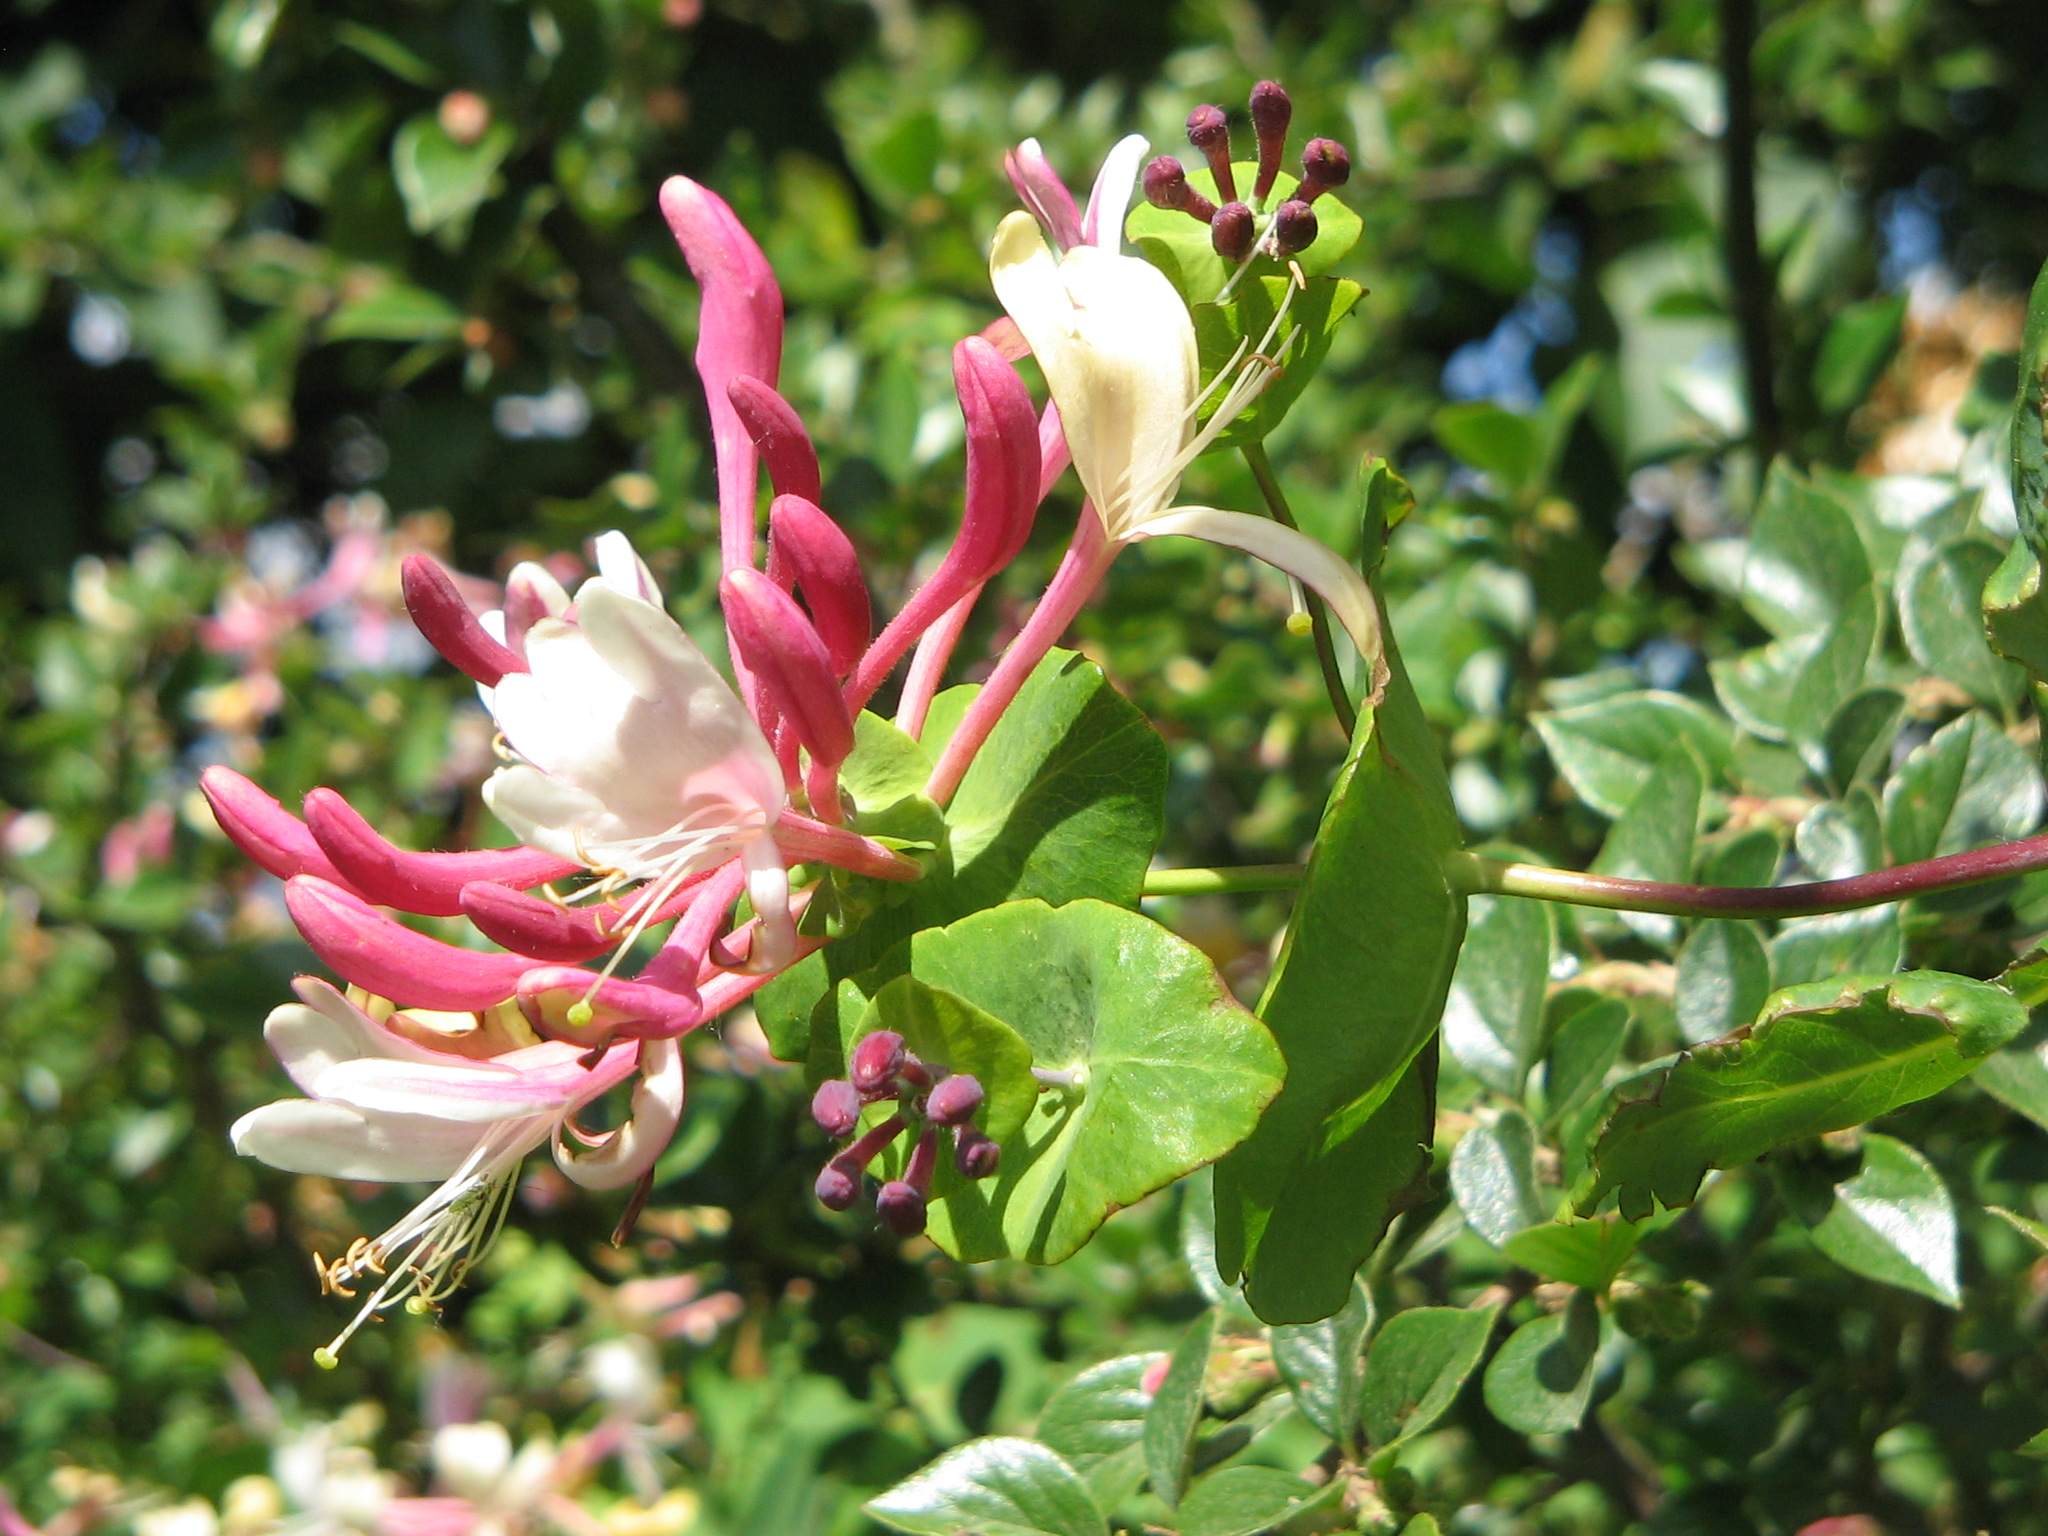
230,1098,482,1182
554,1038,685,1191
1082,132,1149,251
313,1046,631,1124
432,1422,513,1500
593,529,662,604
267,978,454,1095
481,765,610,863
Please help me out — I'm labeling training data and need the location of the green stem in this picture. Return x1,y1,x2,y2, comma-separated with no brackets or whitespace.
1147,832,2048,915
1242,442,1358,736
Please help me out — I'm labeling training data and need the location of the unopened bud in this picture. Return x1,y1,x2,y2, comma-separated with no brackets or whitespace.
438,90,491,147
1273,199,1319,257
953,335,1043,579
875,1180,928,1235
1185,105,1237,203
766,495,872,676
1248,81,1292,203
728,376,823,505
812,1079,862,1139
954,1125,1001,1180
1298,138,1351,203
815,1160,859,1211
1005,138,1084,252
1211,202,1256,263
1143,157,1218,224
925,1073,985,1127
904,1126,939,1196
850,1030,907,1096
721,569,855,769
401,554,525,686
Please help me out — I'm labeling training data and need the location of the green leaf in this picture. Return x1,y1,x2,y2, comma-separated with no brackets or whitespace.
1543,998,1632,1128
1177,1467,1340,1536
1144,1310,1216,1508
1742,462,1874,639
852,977,1037,1144
1192,276,1363,449
895,1306,1050,1443
1442,895,1553,1095
1580,971,2029,1220
1901,540,2025,709
1500,1217,1647,1293
1884,711,2043,867
1482,1290,1603,1435
756,649,1166,1058
1813,293,1907,415
1769,906,1904,990
323,280,465,343
1126,162,1363,304
1037,1354,1161,1514
1987,1204,2048,1252
1450,1110,1547,1248
1178,1168,1242,1310
1983,540,2048,682
1796,791,1882,880
1269,1279,1373,1445
1676,921,1772,1045
1590,740,1703,947
390,115,514,238
1823,688,1906,795
1784,589,1882,761
866,1438,1106,1536
1533,690,1735,819
2012,258,2048,550
1359,1306,1497,1449
1213,634,1466,1324
896,900,1282,1265
1433,402,1542,496
1807,1134,1961,1308
1711,631,1820,743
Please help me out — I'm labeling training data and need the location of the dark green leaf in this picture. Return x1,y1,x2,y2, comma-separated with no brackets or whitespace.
1884,711,2042,867
1785,589,1881,760
390,115,513,238
1742,462,1873,639
866,1438,1106,1536
1177,1467,1339,1536
1500,1216,1647,1292
1213,634,1465,1324
1543,998,1632,1128
1823,688,1905,795
1533,690,1734,819
1983,540,2048,682
1901,541,2025,709
1036,1353,1160,1514
1360,1306,1497,1449
1482,1290,1603,1435
324,281,463,343
1442,895,1553,1094
1144,1310,1216,1508
1270,1278,1374,1445
1676,921,1771,1045
1813,294,1907,415
1581,971,2029,1220
1590,740,1703,947
2012,258,2048,550
1769,906,1903,990
1449,1110,1547,1248
1192,276,1363,449
1807,1134,1961,1307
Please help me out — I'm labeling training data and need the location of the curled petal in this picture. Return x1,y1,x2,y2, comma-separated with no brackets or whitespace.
312,1039,636,1123
303,788,577,917
265,976,450,1095
199,766,365,893
401,555,526,685
729,376,823,505
502,561,571,659
739,835,796,976
1130,506,1388,698
1004,137,1084,251
516,967,703,1046
722,569,854,769
658,175,784,575
230,1097,484,1183
555,1038,687,1190
1080,132,1149,251
284,875,542,1011
767,495,872,676
593,530,663,605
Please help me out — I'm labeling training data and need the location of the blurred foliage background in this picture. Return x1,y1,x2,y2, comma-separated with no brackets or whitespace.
11,0,2048,1531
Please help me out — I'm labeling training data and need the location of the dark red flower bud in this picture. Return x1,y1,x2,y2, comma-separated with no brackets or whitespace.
812,1079,862,1139
1211,202,1256,263
400,555,524,686
954,1125,1001,1180
1185,105,1237,203
1143,157,1218,225
925,1073,985,1127
904,1125,939,1195
850,1030,907,1096
1298,138,1351,203
1249,81,1292,203
1273,199,1319,257
875,1180,928,1235
815,1161,859,1211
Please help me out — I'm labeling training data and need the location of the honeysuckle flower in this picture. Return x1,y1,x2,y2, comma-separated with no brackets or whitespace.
230,977,682,1363
986,209,1385,684
478,531,795,975
374,1422,559,1536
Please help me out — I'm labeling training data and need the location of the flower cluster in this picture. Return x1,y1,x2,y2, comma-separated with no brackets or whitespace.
212,89,1373,1357
808,1030,999,1237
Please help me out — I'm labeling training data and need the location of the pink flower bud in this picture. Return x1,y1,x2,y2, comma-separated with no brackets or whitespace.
812,1079,862,1139
815,1161,859,1211
302,788,576,917
954,1124,1000,1180
1004,138,1084,252
955,334,1042,576
515,966,702,1046
875,1180,927,1235
1298,138,1351,203
850,1030,906,1097
721,569,855,769
400,555,526,686
659,176,784,576
1249,81,1292,203
1211,202,1256,262
1144,157,1218,224
766,495,871,676
924,1072,985,1127
284,875,541,1011
199,766,364,893
1273,199,1318,258
459,877,707,963
1185,105,1237,202
728,375,823,505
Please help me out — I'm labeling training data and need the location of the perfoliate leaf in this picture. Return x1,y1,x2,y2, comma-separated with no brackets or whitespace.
1191,275,1362,449
1125,162,1363,305
1580,972,2029,1220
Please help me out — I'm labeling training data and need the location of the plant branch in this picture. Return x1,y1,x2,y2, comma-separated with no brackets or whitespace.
1719,0,1779,460
1142,863,1308,897
1242,442,1357,736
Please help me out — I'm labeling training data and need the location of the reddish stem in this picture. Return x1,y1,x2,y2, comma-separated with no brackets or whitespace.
898,583,983,738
